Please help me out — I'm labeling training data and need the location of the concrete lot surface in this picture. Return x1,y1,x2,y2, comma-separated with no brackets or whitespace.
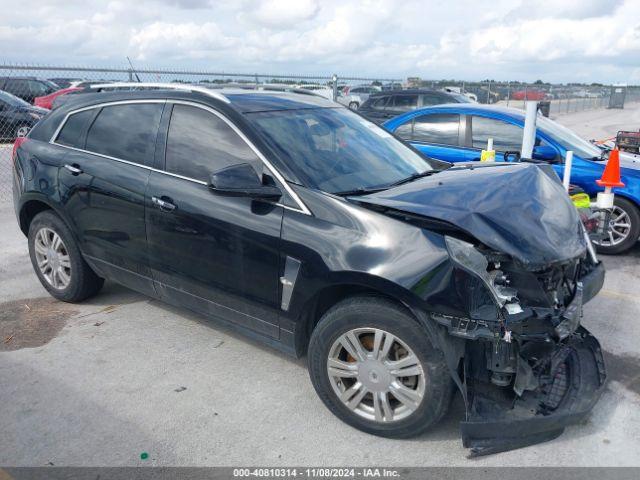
1,105,640,467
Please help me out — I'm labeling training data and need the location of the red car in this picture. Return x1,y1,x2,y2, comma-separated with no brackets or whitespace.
34,86,81,110
511,89,546,101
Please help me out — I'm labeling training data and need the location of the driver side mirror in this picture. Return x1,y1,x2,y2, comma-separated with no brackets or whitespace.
532,145,559,162
209,163,282,200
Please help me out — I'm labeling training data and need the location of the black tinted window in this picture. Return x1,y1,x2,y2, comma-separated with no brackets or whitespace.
421,95,443,106
85,103,163,165
3,79,24,94
471,116,522,151
56,109,95,148
367,96,389,109
28,80,50,96
412,114,460,145
166,104,262,182
391,95,418,109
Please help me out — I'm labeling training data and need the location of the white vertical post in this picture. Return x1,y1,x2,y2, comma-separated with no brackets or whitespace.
487,138,493,151
521,101,538,159
563,151,574,192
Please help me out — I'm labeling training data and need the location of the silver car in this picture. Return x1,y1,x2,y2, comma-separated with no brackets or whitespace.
338,85,381,109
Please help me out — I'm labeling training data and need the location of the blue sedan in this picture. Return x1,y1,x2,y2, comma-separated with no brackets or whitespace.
383,104,640,254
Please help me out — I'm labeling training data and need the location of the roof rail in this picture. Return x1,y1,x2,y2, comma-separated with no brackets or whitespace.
88,82,230,103
208,82,326,97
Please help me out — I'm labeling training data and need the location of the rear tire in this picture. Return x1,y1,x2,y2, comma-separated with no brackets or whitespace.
308,296,452,438
348,101,359,110
594,197,640,255
28,211,104,302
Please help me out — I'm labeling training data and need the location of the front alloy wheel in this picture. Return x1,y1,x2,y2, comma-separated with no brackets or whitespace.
308,296,452,438
327,328,426,423
593,197,640,254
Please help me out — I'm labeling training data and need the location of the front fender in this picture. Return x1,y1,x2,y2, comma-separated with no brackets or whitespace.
280,187,473,325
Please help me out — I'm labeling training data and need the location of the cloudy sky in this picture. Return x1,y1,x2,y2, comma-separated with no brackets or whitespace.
1,0,638,83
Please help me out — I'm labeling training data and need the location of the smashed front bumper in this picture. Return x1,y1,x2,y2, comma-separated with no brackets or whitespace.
461,327,606,456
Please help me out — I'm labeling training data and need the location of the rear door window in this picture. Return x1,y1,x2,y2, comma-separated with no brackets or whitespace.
367,96,389,110
470,116,522,151
411,114,461,145
390,95,418,111
3,79,25,96
55,109,95,148
420,94,444,106
85,103,163,166
165,104,262,182
28,80,50,97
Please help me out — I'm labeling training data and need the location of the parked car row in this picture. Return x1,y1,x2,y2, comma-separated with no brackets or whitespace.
0,90,47,141
12,83,609,456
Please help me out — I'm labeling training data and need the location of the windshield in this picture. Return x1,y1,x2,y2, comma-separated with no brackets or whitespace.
537,116,602,159
0,90,31,108
249,107,442,193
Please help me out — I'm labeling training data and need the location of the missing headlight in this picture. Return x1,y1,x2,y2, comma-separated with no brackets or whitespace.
445,236,523,315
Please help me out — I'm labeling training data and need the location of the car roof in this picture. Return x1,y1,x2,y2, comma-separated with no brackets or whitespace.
49,86,340,119
370,89,455,96
223,89,336,112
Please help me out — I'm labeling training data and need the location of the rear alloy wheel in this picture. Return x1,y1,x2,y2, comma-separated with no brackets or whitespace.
308,296,452,438
28,211,104,302
593,197,640,255
348,101,359,110
34,227,72,290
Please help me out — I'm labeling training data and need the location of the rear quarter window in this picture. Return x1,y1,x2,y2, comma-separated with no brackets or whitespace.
55,109,95,148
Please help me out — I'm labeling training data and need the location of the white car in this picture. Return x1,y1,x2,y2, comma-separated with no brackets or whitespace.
338,85,381,109
296,84,335,100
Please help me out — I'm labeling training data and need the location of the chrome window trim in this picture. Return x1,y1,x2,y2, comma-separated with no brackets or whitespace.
49,99,312,216
49,99,167,145
169,100,311,215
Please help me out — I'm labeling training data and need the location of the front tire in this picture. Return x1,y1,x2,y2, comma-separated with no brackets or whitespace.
594,197,640,255
308,296,452,438
28,211,104,302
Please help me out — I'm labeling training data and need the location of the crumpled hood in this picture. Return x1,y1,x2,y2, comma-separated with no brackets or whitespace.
355,162,587,268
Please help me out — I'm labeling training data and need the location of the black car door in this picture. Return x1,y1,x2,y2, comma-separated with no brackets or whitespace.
145,102,283,338
55,101,165,296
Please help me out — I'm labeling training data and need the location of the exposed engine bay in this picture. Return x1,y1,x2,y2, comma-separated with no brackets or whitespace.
433,238,606,456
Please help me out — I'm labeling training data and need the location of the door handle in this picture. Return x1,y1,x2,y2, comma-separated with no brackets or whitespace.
151,196,176,212
64,164,83,175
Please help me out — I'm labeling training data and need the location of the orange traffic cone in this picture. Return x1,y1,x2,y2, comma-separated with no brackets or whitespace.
596,148,625,187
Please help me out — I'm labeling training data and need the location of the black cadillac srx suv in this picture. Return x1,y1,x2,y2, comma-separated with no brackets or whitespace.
12,83,606,456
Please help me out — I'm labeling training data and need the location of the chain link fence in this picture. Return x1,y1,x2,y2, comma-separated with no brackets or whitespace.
1,64,638,202
414,79,640,115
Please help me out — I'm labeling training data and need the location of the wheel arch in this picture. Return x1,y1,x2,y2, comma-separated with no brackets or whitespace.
18,195,70,237
293,278,430,357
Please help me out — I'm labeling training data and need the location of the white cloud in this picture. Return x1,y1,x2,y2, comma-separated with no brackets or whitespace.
0,0,638,83
244,0,321,28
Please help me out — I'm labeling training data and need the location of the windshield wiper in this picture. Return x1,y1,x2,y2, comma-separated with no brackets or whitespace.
334,186,389,196
387,170,438,187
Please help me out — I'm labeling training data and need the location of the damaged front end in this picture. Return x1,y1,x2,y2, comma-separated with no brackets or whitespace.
432,236,606,456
